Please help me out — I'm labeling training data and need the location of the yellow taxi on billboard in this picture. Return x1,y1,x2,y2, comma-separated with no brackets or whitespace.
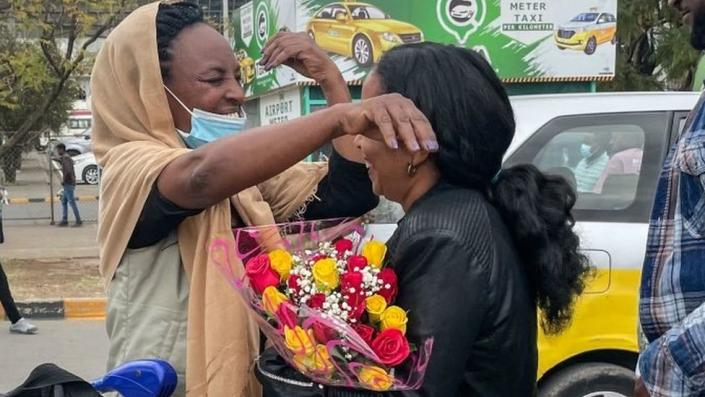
236,49,255,85
306,2,423,67
555,11,617,55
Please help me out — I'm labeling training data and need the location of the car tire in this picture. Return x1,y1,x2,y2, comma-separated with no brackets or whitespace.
584,36,598,55
67,149,81,157
538,362,635,397
352,35,373,67
557,45,566,50
611,34,617,45
82,165,100,185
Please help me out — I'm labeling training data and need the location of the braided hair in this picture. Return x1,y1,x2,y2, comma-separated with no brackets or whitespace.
156,2,204,81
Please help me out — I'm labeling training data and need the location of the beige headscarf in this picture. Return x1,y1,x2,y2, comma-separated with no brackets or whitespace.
91,2,327,395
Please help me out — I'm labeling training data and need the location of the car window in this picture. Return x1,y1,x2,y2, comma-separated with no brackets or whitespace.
68,119,91,130
317,6,333,19
571,13,599,22
331,5,347,19
350,5,386,20
676,113,689,136
534,125,645,210
597,14,608,24
505,112,670,223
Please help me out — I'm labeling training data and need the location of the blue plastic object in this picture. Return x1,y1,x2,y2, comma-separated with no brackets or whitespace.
90,359,177,397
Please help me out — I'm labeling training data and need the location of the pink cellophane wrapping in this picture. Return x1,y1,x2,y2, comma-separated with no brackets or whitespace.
210,218,432,390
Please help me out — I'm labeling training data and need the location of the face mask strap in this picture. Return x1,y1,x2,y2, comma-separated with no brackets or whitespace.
163,84,194,117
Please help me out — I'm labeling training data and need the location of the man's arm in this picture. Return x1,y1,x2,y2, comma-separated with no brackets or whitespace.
638,303,705,396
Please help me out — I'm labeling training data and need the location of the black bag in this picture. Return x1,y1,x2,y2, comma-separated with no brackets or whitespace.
256,348,326,397
3,363,100,397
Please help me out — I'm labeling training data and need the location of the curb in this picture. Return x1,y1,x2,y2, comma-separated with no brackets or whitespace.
8,196,99,204
0,298,106,320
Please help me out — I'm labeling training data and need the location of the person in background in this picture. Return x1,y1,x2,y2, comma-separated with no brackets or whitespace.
0,171,38,335
573,132,610,193
636,0,705,395
594,132,644,193
55,143,82,227
0,262,37,334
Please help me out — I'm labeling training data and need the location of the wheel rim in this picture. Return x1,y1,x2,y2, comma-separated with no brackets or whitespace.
308,31,314,41
85,167,99,184
587,39,596,53
583,392,628,397
354,39,370,64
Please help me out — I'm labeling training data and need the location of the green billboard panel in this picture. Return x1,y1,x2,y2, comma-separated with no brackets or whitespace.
232,0,618,97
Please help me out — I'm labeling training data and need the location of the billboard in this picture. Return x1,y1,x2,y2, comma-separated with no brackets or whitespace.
232,0,618,97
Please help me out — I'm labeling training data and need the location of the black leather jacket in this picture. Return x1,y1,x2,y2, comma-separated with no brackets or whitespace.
257,183,538,397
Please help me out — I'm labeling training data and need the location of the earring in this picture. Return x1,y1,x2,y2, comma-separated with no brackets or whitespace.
407,162,417,177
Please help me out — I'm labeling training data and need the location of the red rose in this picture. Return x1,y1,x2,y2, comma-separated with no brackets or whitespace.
245,254,280,294
335,238,354,258
276,303,297,330
347,255,368,273
341,271,364,295
307,293,326,310
377,268,399,304
312,321,338,344
288,274,301,294
345,292,366,321
371,328,410,367
352,324,375,346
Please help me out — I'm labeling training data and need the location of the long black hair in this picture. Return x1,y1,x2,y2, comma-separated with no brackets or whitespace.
156,2,204,81
376,42,592,334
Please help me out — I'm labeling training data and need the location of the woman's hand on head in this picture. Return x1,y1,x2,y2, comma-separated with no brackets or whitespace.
338,93,438,153
260,31,341,85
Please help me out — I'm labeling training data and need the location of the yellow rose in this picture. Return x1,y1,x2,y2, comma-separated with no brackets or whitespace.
269,249,293,281
362,241,387,268
284,326,316,356
312,258,339,292
262,286,288,315
365,294,387,323
380,305,408,335
292,344,335,376
357,365,393,391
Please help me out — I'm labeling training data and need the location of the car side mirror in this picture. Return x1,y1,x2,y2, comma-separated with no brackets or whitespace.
335,13,347,21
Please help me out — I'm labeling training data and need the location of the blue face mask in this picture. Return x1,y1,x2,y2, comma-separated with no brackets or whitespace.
164,85,247,149
580,143,592,159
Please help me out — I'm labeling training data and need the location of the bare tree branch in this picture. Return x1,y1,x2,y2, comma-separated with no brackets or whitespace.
40,41,62,77
64,18,78,62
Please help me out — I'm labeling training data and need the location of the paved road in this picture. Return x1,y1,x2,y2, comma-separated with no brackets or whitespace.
0,319,108,393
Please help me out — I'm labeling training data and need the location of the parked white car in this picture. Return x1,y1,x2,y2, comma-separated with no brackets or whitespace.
73,152,100,185
368,91,700,397
53,128,92,157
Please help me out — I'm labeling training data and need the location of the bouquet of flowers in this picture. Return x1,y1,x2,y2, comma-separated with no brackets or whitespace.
211,219,432,391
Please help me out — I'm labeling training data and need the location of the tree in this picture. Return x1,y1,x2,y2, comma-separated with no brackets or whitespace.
0,0,136,181
600,0,701,92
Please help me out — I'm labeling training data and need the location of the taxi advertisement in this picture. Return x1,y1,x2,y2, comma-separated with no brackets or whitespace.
232,0,618,97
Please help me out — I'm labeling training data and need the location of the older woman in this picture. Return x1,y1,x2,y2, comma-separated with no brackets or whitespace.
256,43,592,397
91,2,435,396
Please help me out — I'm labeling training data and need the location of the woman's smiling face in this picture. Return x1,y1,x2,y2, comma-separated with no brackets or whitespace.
353,71,417,200
163,22,244,132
